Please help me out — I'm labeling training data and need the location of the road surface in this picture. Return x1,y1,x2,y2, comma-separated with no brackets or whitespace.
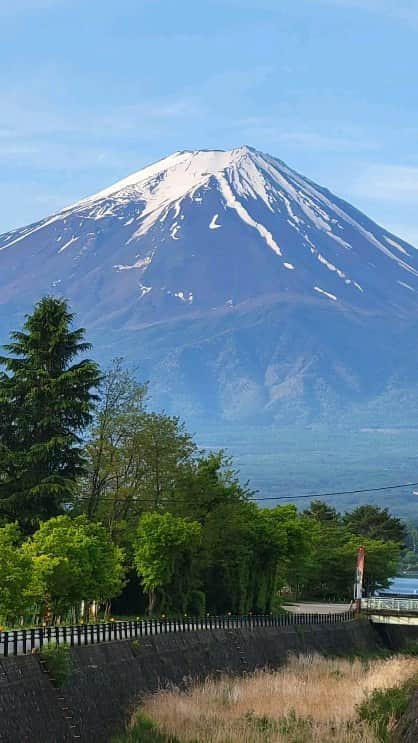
285,602,352,614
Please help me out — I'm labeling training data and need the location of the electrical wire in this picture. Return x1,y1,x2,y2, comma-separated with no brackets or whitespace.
72,480,418,505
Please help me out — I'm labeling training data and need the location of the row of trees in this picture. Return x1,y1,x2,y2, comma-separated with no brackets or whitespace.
0,517,123,625
0,297,406,625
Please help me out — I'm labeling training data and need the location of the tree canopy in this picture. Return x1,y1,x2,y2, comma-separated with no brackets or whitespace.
24,515,125,620
0,297,100,531
134,512,202,614
0,523,33,625
343,505,406,545
0,297,406,625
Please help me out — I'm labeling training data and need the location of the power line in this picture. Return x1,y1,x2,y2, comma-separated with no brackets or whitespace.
72,480,418,505
254,481,418,502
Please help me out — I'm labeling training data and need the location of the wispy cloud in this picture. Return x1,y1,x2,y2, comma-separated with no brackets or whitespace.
0,92,199,137
313,0,418,25
0,91,200,170
225,116,378,153
352,164,418,203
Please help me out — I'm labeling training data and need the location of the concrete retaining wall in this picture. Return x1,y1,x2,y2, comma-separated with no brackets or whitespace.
0,620,390,743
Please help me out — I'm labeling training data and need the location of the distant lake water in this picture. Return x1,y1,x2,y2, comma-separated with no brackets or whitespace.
380,576,418,595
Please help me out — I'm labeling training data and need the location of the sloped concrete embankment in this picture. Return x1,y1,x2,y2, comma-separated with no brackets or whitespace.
0,620,392,743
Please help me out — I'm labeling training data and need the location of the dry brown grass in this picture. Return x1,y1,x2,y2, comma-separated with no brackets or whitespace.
136,654,418,742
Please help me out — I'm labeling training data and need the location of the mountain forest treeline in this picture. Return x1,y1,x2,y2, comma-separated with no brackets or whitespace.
0,297,405,626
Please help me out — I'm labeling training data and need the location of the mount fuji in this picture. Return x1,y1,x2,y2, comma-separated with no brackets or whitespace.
1,145,418,424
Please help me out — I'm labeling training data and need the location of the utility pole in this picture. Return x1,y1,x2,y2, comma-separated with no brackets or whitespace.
354,545,365,613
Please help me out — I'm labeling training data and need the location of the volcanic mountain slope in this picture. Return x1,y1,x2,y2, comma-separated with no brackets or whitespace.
0,145,417,422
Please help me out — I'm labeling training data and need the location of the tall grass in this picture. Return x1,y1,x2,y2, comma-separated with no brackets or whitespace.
126,654,418,743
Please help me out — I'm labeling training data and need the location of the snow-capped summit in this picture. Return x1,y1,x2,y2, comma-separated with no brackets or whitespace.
0,146,417,422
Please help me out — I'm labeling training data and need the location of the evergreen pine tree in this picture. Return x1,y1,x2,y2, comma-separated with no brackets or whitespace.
0,297,100,531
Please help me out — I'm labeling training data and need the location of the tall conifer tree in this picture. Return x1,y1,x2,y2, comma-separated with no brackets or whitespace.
0,297,100,530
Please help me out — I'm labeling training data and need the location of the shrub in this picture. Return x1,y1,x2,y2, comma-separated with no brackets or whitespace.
402,641,418,657
358,674,418,741
113,715,182,743
40,643,73,687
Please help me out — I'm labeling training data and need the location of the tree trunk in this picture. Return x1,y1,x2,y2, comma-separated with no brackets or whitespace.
148,588,156,616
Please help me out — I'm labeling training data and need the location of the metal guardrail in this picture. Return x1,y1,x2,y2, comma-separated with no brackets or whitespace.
362,597,418,613
0,611,356,657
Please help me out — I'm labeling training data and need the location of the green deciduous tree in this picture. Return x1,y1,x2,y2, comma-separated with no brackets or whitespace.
0,523,33,625
134,512,202,615
201,501,310,615
0,297,100,531
201,500,257,614
24,515,125,620
170,451,251,523
296,515,401,600
82,359,148,530
82,360,196,543
346,536,401,596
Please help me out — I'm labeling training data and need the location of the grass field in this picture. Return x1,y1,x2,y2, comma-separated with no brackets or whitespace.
117,654,418,743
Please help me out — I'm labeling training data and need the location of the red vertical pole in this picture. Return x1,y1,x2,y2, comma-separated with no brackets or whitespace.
354,545,365,613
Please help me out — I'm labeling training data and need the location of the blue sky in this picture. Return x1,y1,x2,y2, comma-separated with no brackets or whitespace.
1,0,418,244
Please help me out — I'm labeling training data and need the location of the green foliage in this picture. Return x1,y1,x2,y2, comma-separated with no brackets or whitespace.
358,674,418,741
116,711,314,743
134,512,202,614
170,451,252,522
343,505,406,545
303,500,339,523
113,715,182,743
0,296,100,531
400,640,418,656
24,515,125,618
399,548,418,573
242,710,314,740
0,523,33,624
0,299,409,622
294,509,401,600
201,500,258,614
40,643,73,687
82,359,195,546
399,522,418,573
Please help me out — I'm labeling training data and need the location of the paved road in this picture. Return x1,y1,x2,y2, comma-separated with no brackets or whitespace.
285,602,352,614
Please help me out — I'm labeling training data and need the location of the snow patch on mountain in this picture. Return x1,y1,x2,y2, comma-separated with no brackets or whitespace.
58,235,79,254
38,145,417,295
139,284,152,298
1,144,418,326
384,236,409,256
217,172,283,257
170,222,181,240
2,145,418,425
209,214,221,230
174,290,193,303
